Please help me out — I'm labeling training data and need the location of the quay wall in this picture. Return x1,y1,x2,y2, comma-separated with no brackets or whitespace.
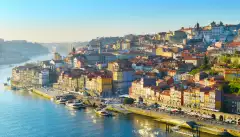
136,97,240,124
125,106,240,136
32,89,53,100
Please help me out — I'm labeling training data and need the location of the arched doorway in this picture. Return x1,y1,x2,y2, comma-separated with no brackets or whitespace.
219,115,224,121
238,119,240,125
212,114,216,120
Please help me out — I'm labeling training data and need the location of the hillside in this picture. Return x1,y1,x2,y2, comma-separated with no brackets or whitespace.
0,40,49,65
41,41,88,56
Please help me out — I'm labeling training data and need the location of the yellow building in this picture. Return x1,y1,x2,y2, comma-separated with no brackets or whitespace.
154,33,161,40
129,80,145,101
190,88,200,108
121,41,131,50
156,47,173,57
183,90,192,108
96,75,112,97
184,87,223,111
107,62,115,72
85,76,97,91
54,52,62,60
159,90,171,105
170,87,183,106
130,79,170,105
165,31,173,41
113,71,123,81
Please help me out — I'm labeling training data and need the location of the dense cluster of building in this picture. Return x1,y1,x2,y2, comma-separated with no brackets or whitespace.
11,21,240,115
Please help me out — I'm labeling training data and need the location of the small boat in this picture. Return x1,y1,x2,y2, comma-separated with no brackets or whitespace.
3,83,8,86
66,100,86,109
56,98,67,104
95,108,112,116
67,102,86,109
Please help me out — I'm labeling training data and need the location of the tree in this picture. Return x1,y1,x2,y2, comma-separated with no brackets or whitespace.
230,59,239,68
211,21,216,27
123,98,135,105
189,68,201,75
218,84,229,92
204,55,209,67
72,47,76,53
219,55,230,64
209,70,218,76
220,21,224,26
196,22,200,30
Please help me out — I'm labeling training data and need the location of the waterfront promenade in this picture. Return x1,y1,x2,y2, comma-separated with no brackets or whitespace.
31,88,64,99
25,86,240,136
125,105,240,136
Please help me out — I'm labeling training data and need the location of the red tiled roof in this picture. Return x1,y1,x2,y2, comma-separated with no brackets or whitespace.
227,42,240,47
161,90,170,96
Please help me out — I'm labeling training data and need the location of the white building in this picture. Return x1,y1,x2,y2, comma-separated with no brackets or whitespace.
212,26,224,36
50,60,65,68
39,69,49,86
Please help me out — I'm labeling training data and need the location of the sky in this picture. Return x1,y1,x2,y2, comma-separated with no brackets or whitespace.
0,0,240,43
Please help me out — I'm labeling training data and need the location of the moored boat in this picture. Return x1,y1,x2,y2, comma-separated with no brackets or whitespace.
66,100,86,109
56,98,67,104
95,108,112,116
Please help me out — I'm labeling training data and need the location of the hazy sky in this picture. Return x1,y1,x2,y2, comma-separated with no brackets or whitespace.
1,0,240,43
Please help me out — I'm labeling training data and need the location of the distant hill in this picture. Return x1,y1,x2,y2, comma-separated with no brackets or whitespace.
41,41,88,56
0,40,49,65
89,37,121,46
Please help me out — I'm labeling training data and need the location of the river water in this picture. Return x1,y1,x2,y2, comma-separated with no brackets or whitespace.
0,54,214,137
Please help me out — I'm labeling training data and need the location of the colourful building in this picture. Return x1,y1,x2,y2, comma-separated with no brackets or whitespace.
224,69,240,81
156,47,173,57
53,52,62,60
224,94,240,114
96,75,113,97
170,86,183,106
159,90,171,105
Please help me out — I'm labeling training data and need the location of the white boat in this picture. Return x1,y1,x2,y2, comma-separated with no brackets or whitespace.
66,101,86,109
95,108,112,116
56,98,67,104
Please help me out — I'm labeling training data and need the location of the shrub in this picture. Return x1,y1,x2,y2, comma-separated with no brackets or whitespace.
123,98,135,105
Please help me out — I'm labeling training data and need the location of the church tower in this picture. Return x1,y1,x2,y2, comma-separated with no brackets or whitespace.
98,41,102,54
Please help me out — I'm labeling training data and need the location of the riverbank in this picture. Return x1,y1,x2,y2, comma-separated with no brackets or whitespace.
106,105,131,114
125,106,240,137
25,88,240,136
31,88,53,99
9,85,240,136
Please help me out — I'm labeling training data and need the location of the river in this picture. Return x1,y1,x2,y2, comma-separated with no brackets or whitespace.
0,54,215,137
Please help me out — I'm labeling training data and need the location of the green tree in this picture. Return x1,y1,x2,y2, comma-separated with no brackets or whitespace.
204,55,209,68
219,21,224,26
123,98,135,105
72,47,76,53
211,21,216,27
218,84,230,94
189,68,201,75
219,55,230,64
209,70,218,76
196,22,200,30
230,59,239,68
